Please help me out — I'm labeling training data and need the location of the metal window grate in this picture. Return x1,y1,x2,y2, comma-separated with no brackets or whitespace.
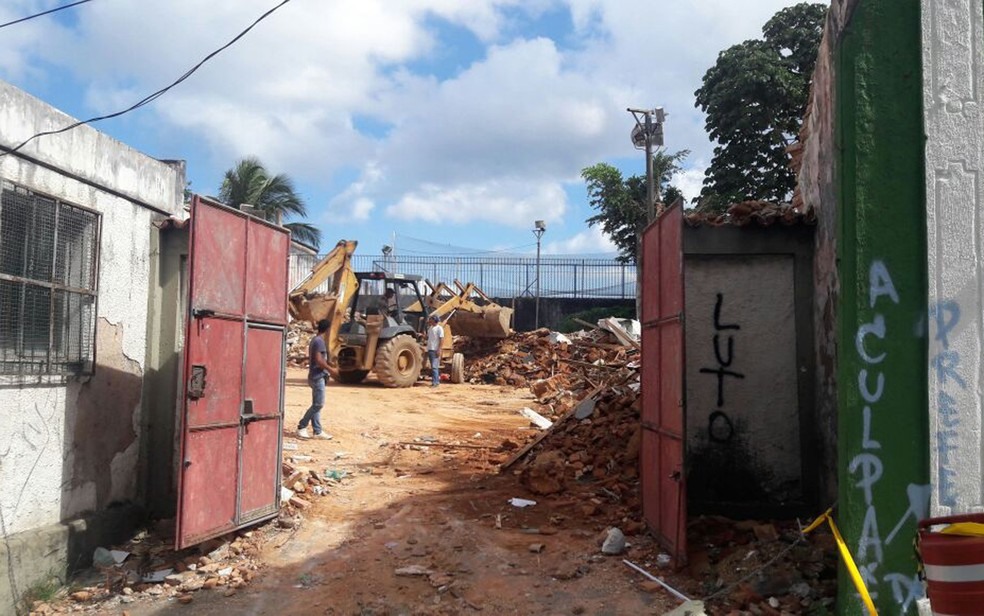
0,180,99,375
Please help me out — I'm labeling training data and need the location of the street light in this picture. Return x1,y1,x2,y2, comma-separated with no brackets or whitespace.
627,106,666,222
533,220,546,329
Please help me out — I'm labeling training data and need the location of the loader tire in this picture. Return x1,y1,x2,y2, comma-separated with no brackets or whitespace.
333,369,368,385
450,353,465,384
374,335,422,388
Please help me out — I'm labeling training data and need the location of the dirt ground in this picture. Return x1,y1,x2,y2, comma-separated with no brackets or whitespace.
83,368,678,616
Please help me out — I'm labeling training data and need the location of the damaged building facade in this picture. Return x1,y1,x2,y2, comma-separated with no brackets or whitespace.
0,80,186,611
681,214,817,518
795,0,984,612
641,0,984,613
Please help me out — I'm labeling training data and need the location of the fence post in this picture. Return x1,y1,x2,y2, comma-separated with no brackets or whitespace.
621,263,626,299
573,263,578,297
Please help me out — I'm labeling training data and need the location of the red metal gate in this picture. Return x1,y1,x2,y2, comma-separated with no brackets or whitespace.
640,202,687,565
175,196,290,549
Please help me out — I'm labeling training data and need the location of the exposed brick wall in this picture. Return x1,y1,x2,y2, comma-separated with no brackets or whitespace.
796,0,860,507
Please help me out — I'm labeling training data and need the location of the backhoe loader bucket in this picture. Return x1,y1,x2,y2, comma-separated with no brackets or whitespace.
417,280,514,339
447,305,513,338
289,294,337,324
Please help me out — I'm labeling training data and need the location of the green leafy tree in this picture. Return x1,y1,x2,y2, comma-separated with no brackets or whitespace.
694,2,827,210
582,149,688,264
218,156,322,249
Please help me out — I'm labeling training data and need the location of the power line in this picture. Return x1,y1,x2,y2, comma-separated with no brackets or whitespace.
396,233,538,256
0,0,94,30
0,0,292,159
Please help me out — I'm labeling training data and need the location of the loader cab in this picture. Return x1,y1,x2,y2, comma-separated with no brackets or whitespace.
350,272,430,331
338,272,431,346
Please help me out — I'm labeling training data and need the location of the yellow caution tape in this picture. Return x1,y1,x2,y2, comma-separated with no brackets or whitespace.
803,508,878,616
939,522,984,537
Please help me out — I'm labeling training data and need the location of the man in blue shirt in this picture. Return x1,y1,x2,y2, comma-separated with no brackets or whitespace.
297,319,333,440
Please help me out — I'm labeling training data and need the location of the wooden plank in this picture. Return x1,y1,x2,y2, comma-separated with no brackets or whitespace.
573,318,599,331
396,441,497,450
500,383,607,471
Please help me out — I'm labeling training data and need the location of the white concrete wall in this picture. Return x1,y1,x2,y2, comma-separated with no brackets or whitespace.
923,0,984,516
685,255,802,502
0,80,185,535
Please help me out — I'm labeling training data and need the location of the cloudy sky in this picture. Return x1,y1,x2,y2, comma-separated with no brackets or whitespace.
0,0,809,257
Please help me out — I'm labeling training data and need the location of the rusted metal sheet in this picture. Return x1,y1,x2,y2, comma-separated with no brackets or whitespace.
240,325,284,521
640,202,687,566
246,220,290,323
178,429,238,545
184,317,243,428
189,203,247,317
176,196,288,549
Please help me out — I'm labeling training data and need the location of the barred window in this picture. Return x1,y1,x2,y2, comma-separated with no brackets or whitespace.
0,181,100,375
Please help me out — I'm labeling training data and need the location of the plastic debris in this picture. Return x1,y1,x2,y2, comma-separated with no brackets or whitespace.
508,497,537,508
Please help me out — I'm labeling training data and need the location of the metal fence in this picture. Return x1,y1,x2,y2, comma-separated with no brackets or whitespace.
290,253,636,299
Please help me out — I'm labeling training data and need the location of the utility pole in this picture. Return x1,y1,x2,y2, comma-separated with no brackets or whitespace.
532,220,546,329
627,107,666,222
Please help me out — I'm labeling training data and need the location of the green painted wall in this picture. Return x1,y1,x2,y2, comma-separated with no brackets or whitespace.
836,0,928,613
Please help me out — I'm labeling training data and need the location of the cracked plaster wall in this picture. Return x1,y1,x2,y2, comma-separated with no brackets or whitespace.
0,79,184,539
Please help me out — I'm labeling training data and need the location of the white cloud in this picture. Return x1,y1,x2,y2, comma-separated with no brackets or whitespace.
0,0,806,236
545,225,618,255
386,179,568,227
672,164,708,205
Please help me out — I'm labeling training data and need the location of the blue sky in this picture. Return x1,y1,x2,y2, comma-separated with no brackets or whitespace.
0,0,810,257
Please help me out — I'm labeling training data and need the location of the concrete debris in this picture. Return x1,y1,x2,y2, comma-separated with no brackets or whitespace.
518,407,553,429
601,528,626,555
547,331,572,344
395,565,433,577
42,508,276,614
508,497,537,508
665,600,707,616
573,396,596,420
142,569,173,583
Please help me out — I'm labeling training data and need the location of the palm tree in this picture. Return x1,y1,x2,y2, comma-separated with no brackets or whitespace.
218,157,322,249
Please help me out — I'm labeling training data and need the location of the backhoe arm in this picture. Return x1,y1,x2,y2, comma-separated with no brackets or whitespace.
288,239,359,364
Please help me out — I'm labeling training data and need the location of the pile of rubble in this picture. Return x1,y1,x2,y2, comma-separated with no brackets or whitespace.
279,450,338,519
678,516,837,614
460,320,645,529
28,444,336,615
286,320,315,367
28,527,266,615
458,320,639,397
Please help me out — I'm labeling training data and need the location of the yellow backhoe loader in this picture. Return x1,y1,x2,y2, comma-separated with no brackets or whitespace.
288,240,513,387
